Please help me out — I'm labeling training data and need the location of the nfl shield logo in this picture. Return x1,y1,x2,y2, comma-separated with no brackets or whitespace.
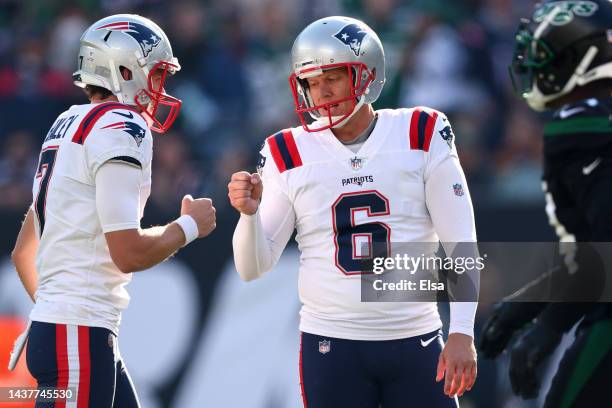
453,183,464,197
350,156,364,171
318,340,331,354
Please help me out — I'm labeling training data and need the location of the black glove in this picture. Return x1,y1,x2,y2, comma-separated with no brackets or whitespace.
509,321,563,399
479,302,545,359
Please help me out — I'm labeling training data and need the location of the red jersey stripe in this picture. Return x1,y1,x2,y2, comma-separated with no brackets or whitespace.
281,129,302,168
299,332,307,407
72,103,141,145
422,111,439,152
267,135,287,173
55,324,68,408
409,109,421,150
77,326,91,408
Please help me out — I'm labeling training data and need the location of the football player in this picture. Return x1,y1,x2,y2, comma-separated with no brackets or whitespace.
10,14,216,407
479,1,612,406
229,16,478,407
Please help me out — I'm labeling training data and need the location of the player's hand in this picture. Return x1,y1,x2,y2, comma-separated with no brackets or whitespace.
436,333,477,398
181,194,216,238
509,322,562,399
228,171,263,215
479,302,529,359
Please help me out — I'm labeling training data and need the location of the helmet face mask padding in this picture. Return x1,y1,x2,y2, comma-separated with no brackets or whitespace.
289,16,385,132
73,14,181,133
510,0,612,111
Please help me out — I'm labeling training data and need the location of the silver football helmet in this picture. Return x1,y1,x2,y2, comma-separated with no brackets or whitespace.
73,14,181,133
289,16,385,132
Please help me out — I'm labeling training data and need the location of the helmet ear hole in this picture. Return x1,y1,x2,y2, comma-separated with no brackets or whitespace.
119,66,133,80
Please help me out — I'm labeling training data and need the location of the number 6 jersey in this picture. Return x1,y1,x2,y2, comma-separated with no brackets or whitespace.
233,107,478,341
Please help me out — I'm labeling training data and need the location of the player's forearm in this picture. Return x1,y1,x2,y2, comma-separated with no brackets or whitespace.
427,157,480,337
12,252,37,302
449,302,478,338
97,162,187,273
113,223,186,273
447,246,480,337
12,209,38,302
446,242,480,338
137,223,186,268
232,211,274,281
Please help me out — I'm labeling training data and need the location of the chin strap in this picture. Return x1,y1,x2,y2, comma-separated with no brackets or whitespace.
329,96,366,129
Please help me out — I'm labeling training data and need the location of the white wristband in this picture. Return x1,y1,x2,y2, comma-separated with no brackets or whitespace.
175,215,199,246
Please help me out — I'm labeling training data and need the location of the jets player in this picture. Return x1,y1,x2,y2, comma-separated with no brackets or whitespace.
479,1,612,406
229,16,478,407
10,15,216,407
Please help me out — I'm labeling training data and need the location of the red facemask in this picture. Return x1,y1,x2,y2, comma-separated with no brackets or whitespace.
135,61,182,133
288,62,374,132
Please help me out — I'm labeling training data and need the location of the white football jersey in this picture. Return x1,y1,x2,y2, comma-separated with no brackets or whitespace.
257,108,476,340
29,102,153,334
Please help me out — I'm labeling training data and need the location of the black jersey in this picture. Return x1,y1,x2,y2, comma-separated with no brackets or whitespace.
543,97,612,157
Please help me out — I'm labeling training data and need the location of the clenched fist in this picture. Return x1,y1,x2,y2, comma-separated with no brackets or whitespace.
181,194,216,238
227,171,263,215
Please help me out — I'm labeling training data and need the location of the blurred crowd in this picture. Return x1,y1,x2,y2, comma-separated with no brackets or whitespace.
0,0,546,218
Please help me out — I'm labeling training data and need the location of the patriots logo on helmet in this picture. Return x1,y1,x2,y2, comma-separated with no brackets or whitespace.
334,23,368,56
96,21,162,57
102,121,146,147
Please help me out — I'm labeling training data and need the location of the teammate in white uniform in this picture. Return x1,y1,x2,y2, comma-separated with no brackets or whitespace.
229,16,478,407
11,15,215,407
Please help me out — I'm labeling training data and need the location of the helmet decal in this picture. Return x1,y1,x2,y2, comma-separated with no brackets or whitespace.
96,21,161,57
333,24,368,57
533,1,599,26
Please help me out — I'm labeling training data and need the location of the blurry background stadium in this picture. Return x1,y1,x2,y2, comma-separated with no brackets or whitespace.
0,0,562,407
